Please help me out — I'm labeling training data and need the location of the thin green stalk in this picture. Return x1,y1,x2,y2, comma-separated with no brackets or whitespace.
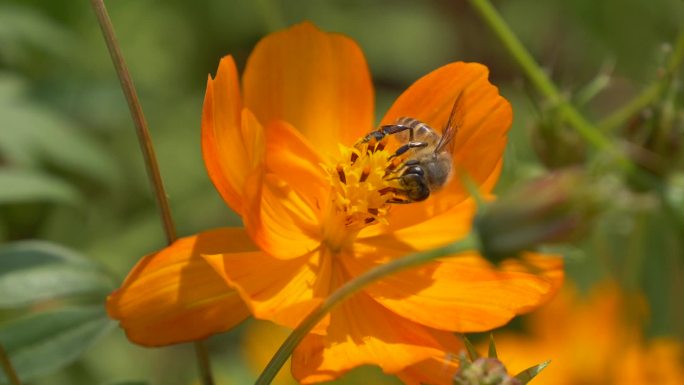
599,30,684,132
89,0,176,244
467,0,619,158
468,0,684,233
255,233,480,385
0,343,21,385
89,1,214,384
194,340,216,385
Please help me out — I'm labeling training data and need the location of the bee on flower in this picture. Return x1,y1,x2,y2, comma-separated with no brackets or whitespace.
107,22,563,384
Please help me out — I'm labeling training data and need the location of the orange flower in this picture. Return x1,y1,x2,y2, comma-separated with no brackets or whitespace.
491,282,684,385
107,22,563,383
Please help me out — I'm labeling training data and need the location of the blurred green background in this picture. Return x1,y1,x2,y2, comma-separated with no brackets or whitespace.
0,0,682,384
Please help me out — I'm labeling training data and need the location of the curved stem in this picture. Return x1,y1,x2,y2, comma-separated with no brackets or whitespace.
466,0,619,158
467,1,684,236
90,0,176,244
599,30,684,132
89,1,214,384
255,233,480,385
194,340,216,385
0,343,21,385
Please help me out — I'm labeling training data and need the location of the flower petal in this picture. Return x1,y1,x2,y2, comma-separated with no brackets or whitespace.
263,120,329,217
241,120,327,260
291,291,447,384
396,332,463,385
106,228,253,346
202,248,331,334
358,198,478,246
203,56,265,215
243,22,374,158
380,62,512,230
344,238,563,332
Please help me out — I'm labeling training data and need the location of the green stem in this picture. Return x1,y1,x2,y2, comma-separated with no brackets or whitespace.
89,0,176,244
0,343,21,385
599,30,684,132
255,233,480,385
194,341,216,385
467,0,619,157
467,0,684,232
89,1,214,384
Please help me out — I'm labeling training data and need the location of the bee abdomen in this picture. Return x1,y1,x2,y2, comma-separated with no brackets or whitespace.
395,117,439,144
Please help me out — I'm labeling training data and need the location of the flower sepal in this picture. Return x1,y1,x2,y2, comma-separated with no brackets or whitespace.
454,335,549,385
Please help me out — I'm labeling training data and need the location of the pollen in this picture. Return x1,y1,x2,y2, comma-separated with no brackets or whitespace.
324,143,401,232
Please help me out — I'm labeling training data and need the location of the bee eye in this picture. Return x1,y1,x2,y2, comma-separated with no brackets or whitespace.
404,166,424,176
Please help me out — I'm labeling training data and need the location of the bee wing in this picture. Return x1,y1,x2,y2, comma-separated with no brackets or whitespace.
434,91,465,154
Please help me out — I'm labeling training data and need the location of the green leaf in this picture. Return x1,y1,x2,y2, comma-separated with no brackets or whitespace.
0,240,115,308
488,333,498,359
462,335,480,361
0,169,80,205
0,98,121,187
0,307,113,384
514,360,551,384
0,4,75,65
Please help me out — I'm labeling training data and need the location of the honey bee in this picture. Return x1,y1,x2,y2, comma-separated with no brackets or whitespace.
355,93,464,203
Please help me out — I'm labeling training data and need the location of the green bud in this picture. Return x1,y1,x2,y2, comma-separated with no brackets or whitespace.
454,357,522,385
531,116,587,170
475,169,601,263
622,77,683,191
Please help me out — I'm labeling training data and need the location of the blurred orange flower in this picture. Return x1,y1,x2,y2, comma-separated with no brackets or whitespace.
492,282,684,385
107,22,563,384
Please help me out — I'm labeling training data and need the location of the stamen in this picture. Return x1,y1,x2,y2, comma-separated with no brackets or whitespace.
384,157,404,176
359,166,370,182
324,143,400,239
336,164,347,184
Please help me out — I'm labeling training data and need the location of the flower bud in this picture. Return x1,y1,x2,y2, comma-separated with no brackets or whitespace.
531,115,587,170
475,169,601,264
622,75,683,191
622,105,683,190
454,357,522,385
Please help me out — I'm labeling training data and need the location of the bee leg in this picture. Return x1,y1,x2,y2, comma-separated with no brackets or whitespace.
388,141,428,160
386,197,413,204
379,124,415,141
354,131,385,148
395,159,419,173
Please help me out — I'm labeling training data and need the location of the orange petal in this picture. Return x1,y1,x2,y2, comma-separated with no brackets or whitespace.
202,249,331,334
396,332,464,385
243,22,374,158
291,290,447,384
263,120,329,219
343,238,563,332
241,171,322,259
203,56,265,215
106,228,253,346
241,121,327,260
242,320,299,385
358,198,477,246
380,62,512,230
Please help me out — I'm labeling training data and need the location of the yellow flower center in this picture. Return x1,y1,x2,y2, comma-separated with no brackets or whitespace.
321,141,403,253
